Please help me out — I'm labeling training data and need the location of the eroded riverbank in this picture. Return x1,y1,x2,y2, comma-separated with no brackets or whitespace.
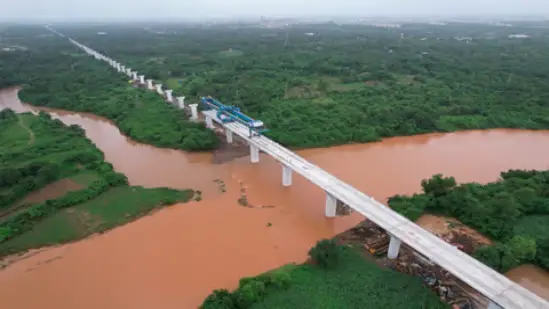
1,87,549,307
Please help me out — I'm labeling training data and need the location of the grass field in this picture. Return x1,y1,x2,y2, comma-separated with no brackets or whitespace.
0,186,194,255
204,246,448,309
249,247,448,309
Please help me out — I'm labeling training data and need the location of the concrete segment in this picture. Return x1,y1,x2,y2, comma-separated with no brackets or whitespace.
190,104,198,120
388,235,402,259
325,192,337,217
176,96,185,109
155,84,163,95
226,129,233,143
282,164,292,186
165,89,173,102
250,144,259,163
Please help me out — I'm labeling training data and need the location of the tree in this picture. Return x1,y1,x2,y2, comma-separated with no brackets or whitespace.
421,174,457,197
308,239,340,269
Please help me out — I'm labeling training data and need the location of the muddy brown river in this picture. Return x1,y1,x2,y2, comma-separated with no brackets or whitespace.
1,87,549,308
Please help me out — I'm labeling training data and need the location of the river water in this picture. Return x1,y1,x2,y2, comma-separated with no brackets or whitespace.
1,87,549,308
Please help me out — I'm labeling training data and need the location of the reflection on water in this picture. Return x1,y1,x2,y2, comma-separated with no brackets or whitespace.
1,87,549,308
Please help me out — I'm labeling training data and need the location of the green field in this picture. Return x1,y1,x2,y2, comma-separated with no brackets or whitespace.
0,186,193,255
251,248,447,309
202,246,448,309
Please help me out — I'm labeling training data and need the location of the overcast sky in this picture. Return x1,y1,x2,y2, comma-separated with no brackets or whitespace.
1,0,548,21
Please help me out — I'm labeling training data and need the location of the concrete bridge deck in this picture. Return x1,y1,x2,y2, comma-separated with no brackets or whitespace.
203,110,548,309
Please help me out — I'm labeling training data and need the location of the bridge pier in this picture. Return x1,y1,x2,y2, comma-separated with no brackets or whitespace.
189,104,198,120
146,79,154,90
155,84,163,95
139,75,145,84
116,63,121,72
205,116,214,129
388,235,402,259
250,144,259,163
325,192,337,217
126,68,132,76
131,71,138,80
120,65,126,73
165,90,173,102
225,129,233,143
176,96,185,109
282,164,292,186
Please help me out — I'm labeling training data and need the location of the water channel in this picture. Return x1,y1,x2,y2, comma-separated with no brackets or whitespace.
1,87,548,308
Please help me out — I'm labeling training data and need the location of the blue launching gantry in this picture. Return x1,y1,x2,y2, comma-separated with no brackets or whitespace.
200,96,269,137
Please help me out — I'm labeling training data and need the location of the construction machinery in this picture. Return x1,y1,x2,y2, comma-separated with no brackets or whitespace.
200,96,268,137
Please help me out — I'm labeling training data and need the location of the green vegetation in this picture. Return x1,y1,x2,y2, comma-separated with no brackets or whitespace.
0,110,106,212
201,243,448,309
55,22,549,148
0,26,218,151
0,186,193,255
389,170,549,272
307,239,340,269
0,109,195,256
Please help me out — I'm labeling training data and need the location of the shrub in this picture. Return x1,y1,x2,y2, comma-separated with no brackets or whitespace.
200,289,235,309
268,270,291,289
308,239,341,269
421,174,456,197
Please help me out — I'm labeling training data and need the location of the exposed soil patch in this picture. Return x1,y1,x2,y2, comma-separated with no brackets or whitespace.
0,179,84,219
416,215,492,254
16,115,34,145
20,179,83,205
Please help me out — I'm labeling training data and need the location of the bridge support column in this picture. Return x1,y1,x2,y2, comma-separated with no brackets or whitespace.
226,129,233,143
250,144,259,163
176,96,185,109
146,79,154,90
155,84,163,95
205,116,214,129
487,301,503,309
116,63,121,72
131,71,138,80
325,192,337,217
139,75,145,84
120,65,126,73
189,104,198,120
282,164,292,186
388,235,402,259
126,68,132,76
165,90,173,102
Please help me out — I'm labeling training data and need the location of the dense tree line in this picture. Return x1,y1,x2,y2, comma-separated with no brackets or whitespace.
0,26,218,151
55,22,549,148
389,170,549,272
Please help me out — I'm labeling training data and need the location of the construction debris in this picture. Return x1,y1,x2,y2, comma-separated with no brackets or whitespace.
336,220,488,309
